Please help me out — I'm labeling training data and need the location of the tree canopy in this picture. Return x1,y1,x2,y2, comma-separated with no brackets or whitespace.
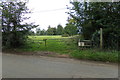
1,1,38,48
67,1,120,49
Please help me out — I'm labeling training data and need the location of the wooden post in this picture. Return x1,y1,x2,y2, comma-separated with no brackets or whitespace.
45,40,46,47
43,39,47,47
100,28,103,49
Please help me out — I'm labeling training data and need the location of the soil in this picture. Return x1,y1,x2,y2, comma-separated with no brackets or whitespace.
2,49,70,58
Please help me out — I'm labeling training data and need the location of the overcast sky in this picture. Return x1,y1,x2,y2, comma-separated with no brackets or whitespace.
26,0,71,30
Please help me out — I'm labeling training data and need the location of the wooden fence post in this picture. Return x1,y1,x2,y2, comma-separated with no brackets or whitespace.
100,28,103,49
43,39,47,47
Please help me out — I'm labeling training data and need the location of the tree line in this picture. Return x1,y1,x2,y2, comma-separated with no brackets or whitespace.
29,23,78,37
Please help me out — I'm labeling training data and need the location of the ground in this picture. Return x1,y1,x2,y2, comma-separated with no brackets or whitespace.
2,35,119,78
3,53,118,78
3,35,118,63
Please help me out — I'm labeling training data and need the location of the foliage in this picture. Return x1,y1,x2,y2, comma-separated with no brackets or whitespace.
35,24,64,36
63,23,77,36
56,24,63,35
67,2,120,50
36,28,46,35
35,22,77,37
62,33,69,37
36,28,41,35
40,29,46,35
46,26,57,35
103,28,120,50
28,30,35,35
1,1,38,48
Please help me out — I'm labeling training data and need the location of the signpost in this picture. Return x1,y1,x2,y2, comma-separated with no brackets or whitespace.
43,39,47,47
100,28,103,49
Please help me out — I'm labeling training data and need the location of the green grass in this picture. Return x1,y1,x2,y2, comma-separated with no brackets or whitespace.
21,35,71,53
70,50,118,62
16,35,119,63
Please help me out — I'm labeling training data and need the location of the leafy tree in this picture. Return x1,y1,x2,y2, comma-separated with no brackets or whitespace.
46,26,52,35
67,2,95,39
67,1,120,49
46,26,57,35
52,27,57,35
36,28,41,35
63,18,77,36
56,24,63,35
64,23,77,36
40,29,46,35
1,1,38,48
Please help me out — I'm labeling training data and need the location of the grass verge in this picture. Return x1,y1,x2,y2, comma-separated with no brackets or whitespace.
3,35,119,63
70,49,118,63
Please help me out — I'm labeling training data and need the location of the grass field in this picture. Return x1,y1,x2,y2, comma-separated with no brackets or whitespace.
24,35,73,53
13,35,119,62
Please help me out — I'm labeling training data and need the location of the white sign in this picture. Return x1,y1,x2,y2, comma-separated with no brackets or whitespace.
78,42,84,46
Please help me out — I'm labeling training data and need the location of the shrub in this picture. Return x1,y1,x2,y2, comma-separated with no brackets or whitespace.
62,34,69,37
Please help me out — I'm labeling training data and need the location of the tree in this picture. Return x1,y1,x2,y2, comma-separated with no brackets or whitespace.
67,1,120,49
52,27,57,35
63,18,77,36
36,28,41,35
46,26,52,35
46,25,57,35
56,24,63,35
40,29,46,35
1,1,38,48
64,23,77,36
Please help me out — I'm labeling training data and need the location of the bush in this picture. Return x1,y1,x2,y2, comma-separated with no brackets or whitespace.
2,31,28,48
62,34,69,37
92,28,120,50
103,28,120,50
